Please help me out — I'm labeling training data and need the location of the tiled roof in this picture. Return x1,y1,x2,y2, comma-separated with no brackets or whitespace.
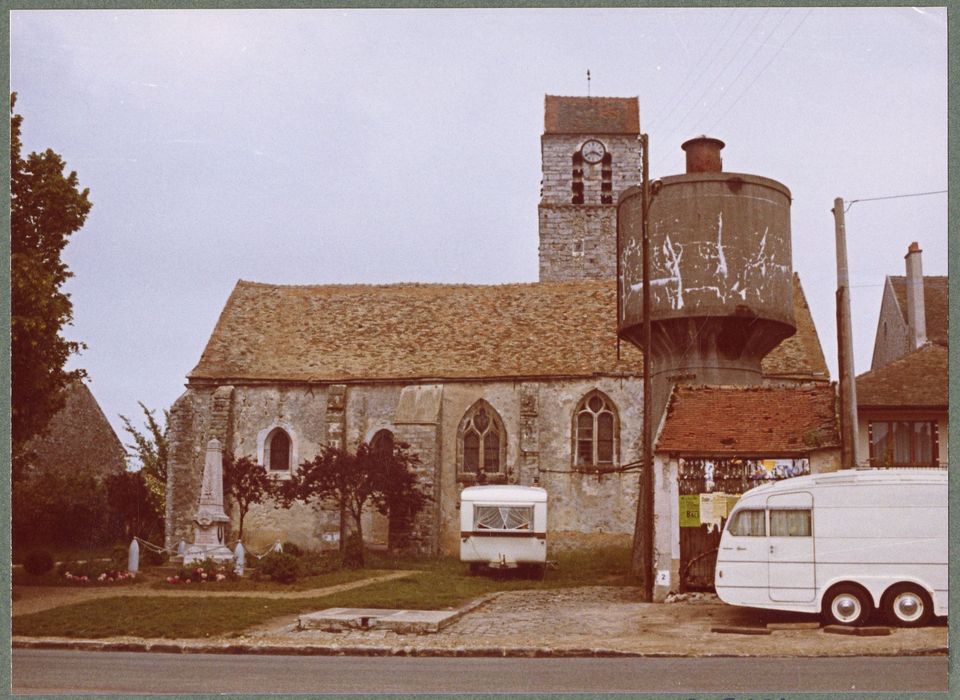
657,385,840,456
191,281,644,382
890,275,948,345
856,343,948,408
190,276,825,384
25,381,127,476
544,95,639,134
760,273,829,380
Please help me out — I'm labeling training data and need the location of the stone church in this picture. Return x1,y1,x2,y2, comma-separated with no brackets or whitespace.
165,95,830,558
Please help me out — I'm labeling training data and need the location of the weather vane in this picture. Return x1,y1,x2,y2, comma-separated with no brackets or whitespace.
587,69,591,97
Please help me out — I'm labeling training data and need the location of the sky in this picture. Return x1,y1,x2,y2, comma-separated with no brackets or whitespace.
10,7,949,458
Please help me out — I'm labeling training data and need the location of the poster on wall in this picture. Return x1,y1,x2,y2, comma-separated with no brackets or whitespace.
679,495,700,528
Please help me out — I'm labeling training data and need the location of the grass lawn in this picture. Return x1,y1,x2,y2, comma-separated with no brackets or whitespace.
147,567,380,592
12,546,637,639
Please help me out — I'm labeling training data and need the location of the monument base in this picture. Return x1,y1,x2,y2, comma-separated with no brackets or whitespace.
183,544,235,565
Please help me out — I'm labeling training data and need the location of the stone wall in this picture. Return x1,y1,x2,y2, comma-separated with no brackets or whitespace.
168,376,648,556
540,134,640,204
538,205,618,281
539,133,640,282
436,377,644,555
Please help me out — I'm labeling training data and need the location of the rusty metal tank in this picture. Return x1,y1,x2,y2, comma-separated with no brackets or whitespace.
617,137,796,412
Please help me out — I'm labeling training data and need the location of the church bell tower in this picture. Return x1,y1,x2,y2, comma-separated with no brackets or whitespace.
538,95,641,282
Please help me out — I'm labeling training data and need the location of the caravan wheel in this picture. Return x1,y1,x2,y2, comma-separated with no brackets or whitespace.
883,584,932,627
822,584,871,626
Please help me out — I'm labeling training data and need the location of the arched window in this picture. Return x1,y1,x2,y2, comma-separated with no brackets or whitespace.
266,428,291,472
370,429,395,458
571,151,584,205
574,390,619,467
459,401,506,477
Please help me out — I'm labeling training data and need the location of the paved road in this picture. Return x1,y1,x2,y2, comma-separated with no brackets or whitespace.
12,649,948,694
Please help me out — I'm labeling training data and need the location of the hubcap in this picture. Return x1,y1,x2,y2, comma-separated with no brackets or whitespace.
894,592,923,622
833,594,860,622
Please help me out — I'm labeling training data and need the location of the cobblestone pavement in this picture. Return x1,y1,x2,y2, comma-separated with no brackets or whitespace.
240,586,948,657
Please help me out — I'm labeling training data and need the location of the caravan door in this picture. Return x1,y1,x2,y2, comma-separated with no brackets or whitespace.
767,491,815,602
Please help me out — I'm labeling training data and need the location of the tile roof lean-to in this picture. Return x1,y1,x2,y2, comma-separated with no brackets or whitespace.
544,95,640,134
856,343,948,408
889,275,949,345
190,275,827,385
656,385,840,456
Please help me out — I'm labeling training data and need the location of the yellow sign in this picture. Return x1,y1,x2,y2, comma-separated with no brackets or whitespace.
679,495,700,527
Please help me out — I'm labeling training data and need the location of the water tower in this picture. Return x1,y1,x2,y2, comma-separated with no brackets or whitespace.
618,136,796,421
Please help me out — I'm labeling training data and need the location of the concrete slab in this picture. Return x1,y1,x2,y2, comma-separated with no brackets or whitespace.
298,608,460,634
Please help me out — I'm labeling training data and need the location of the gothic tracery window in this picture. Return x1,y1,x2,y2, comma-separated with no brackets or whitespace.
574,390,618,467
459,401,505,476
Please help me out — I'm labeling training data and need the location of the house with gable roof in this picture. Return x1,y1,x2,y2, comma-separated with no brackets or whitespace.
855,242,948,467
165,95,832,560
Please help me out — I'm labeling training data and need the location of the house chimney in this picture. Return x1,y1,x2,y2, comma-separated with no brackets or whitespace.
904,241,926,349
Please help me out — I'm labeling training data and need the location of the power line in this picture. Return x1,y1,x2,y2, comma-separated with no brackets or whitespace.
647,11,741,132
658,9,772,158
844,190,947,212
704,8,812,134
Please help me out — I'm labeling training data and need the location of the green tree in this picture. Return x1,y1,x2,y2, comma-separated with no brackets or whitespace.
282,440,427,567
103,469,163,542
119,403,169,529
11,93,92,458
222,453,278,541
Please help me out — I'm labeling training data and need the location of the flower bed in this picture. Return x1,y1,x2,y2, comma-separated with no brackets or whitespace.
63,569,137,585
166,558,238,585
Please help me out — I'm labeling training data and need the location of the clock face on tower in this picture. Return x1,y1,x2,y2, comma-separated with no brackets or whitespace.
581,139,606,164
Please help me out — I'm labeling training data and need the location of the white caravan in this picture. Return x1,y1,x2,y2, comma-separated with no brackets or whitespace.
715,469,947,626
459,485,547,577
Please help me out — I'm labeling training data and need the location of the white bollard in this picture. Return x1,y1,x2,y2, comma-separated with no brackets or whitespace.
234,542,245,576
128,539,140,574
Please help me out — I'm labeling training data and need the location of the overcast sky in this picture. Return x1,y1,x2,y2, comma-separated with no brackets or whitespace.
11,7,948,454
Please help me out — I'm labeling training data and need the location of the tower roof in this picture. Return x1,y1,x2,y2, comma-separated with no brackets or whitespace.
544,95,639,135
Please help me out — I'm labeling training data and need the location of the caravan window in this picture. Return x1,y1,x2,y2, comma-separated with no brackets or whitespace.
769,509,811,537
474,505,533,531
728,509,765,536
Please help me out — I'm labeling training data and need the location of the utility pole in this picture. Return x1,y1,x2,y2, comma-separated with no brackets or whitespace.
832,198,861,468
630,133,654,601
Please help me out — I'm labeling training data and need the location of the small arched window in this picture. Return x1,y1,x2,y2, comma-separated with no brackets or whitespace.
574,391,619,467
266,428,291,472
459,401,506,476
370,429,395,459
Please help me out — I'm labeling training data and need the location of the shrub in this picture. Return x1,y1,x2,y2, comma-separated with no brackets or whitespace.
110,545,129,566
23,550,55,576
143,548,168,566
298,550,341,576
281,541,303,557
256,551,300,583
